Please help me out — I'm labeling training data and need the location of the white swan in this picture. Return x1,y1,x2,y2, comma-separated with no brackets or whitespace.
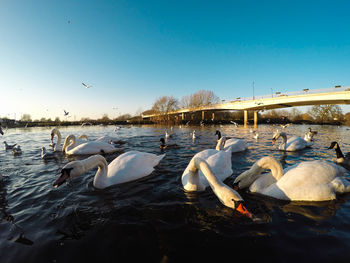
272,130,313,151
182,137,232,190
51,128,89,152
233,157,350,201
215,130,247,153
95,135,125,145
64,136,120,156
53,151,165,189
62,134,90,153
182,156,252,218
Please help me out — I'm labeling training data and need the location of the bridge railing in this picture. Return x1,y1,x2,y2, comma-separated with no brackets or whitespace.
224,86,350,103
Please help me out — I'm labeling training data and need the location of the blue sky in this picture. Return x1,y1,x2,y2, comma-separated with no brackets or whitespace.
1,0,350,120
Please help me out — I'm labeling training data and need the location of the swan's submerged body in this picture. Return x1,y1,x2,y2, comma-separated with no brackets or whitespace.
235,157,350,201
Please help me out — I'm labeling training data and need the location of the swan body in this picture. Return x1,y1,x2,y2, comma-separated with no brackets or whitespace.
160,138,180,150
328,141,350,169
65,139,120,156
215,130,247,153
182,137,232,191
234,157,350,201
54,151,165,189
51,128,89,152
62,134,90,153
182,156,252,217
4,141,17,150
272,131,313,151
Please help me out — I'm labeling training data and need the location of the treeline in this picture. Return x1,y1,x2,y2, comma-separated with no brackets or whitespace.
145,90,220,122
0,113,150,128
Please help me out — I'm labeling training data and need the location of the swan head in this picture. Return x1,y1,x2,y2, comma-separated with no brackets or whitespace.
272,130,286,144
53,161,85,188
328,141,339,149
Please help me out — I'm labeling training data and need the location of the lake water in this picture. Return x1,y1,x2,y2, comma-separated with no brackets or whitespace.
1,124,350,262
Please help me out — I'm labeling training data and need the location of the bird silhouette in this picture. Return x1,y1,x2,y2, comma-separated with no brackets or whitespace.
82,83,92,89
63,110,69,116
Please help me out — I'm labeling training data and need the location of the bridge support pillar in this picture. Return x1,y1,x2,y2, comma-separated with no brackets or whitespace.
212,112,215,121
254,111,258,128
202,111,205,121
244,110,248,127
181,113,185,120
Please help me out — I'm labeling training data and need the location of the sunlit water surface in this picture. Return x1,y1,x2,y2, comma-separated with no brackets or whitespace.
1,124,350,262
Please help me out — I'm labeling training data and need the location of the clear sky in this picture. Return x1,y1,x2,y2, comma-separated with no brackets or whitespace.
1,0,350,121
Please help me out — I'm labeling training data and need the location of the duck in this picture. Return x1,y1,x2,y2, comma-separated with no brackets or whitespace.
304,127,317,142
181,156,252,218
159,138,180,150
53,151,165,189
328,141,350,169
215,130,247,153
64,136,120,156
308,127,318,137
272,130,313,151
165,130,171,139
12,145,22,155
4,141,17,150
253,131,259,140
233,156,350,201
41,147,56,160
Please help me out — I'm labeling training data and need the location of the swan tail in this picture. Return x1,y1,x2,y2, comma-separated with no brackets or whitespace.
154,154,166,166
331,177,350,195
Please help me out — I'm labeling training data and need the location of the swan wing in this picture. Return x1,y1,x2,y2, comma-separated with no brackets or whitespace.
270,161,348,201
224,138,247,153
107,151,165,185
285,136,307,151
67,141,118,155
182,149,232,189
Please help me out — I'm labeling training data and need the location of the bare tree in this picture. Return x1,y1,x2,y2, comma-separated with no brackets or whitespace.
21,114,32,122
151,96,179,122
183,90,219,108
307,105,343,123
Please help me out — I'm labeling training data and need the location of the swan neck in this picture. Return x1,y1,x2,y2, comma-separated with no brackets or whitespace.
258,157,283,181
53,129,62,151
63,135,76,152
87,155,108,189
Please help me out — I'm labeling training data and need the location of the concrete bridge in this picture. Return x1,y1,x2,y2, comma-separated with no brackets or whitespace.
142,86,350,127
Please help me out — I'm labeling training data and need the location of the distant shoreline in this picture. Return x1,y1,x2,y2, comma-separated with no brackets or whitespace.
0,118,345,129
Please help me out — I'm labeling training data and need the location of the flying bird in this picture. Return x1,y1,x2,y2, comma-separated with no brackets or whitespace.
82,83,92,89
63,110,69,116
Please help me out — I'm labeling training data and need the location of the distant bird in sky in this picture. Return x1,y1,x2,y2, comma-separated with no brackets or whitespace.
82,83,92,89
63,110,69,116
